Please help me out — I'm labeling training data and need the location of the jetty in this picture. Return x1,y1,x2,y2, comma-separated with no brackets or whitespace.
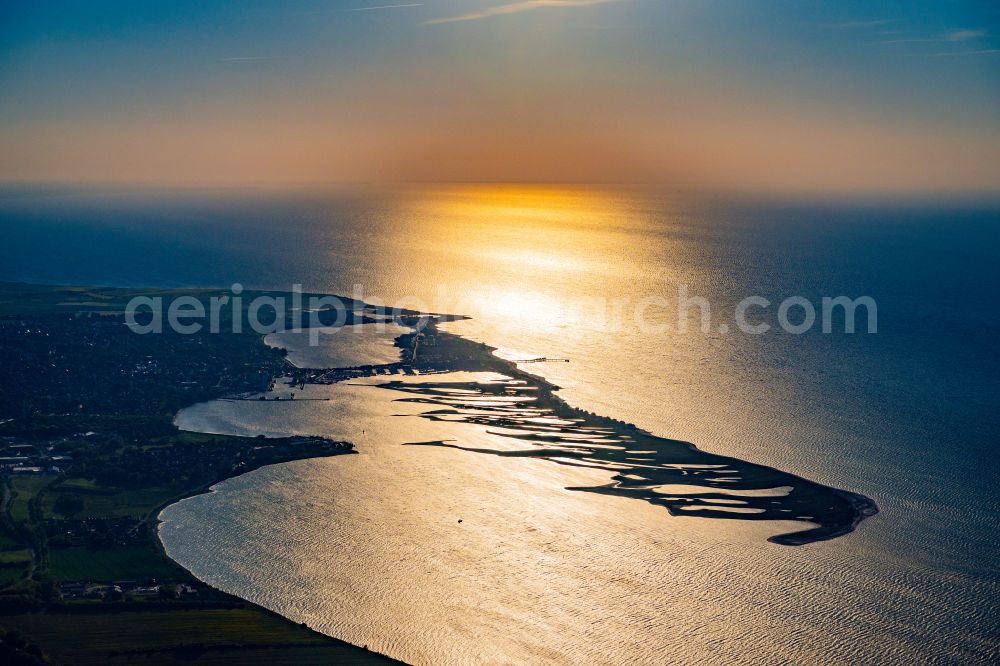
512,357,569,364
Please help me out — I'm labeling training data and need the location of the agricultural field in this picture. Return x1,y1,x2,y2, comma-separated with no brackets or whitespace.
48,546,183,582
8,476,55,523
0,609,393,665
43,481,184,520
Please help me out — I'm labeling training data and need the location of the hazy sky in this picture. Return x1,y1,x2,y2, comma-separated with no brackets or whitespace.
1,1,998,192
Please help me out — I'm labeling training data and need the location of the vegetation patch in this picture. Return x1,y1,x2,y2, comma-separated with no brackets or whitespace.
48,546,183,582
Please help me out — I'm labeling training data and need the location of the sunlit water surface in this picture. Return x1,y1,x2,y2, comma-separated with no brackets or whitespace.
2,185,998,663
265,323,412,368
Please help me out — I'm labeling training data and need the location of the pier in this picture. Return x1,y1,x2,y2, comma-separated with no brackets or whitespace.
512,357,569,364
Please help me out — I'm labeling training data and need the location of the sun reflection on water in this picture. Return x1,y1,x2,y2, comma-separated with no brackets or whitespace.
403,184,645,333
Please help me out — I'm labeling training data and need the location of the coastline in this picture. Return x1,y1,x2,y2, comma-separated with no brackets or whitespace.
155,319,883,662
0,281,414,664
151,452,405,666
1,281,880,663
381,324,880,546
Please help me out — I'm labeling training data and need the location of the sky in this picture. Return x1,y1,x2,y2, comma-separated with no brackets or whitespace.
1,0,998,193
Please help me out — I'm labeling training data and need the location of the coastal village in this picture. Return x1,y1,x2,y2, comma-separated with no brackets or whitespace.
0,438,67,477
0,285,398,665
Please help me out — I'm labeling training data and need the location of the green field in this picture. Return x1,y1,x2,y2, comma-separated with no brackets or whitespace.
44,482,184,519
0,566,26,586
48,546,183,582
57,477,101,492
0,550,31,565
0,530,23,550
0,609,395,665
8,476,54,523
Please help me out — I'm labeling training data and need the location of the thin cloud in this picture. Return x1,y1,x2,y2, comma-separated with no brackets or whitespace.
221,56,282,62
882,28,988,44
352,3,423,11
881,38,940,44
423,0,621,26
944,29,987,42
826,19,895,29
927,49,999,57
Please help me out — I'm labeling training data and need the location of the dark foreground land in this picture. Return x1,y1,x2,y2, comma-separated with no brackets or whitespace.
0,283,402,665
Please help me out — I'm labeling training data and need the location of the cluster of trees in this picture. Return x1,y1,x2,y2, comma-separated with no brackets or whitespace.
0,630,47,665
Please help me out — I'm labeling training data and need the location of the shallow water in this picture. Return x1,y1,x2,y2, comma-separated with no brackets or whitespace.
265,322,412,368
4,184,999,663
165,375,993,664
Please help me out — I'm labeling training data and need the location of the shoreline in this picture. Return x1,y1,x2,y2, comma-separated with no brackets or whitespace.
150,451,405,666
152,318,882,661
175,319,878,556
0,281,879,663
401,322,880,546
0,281,415,664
